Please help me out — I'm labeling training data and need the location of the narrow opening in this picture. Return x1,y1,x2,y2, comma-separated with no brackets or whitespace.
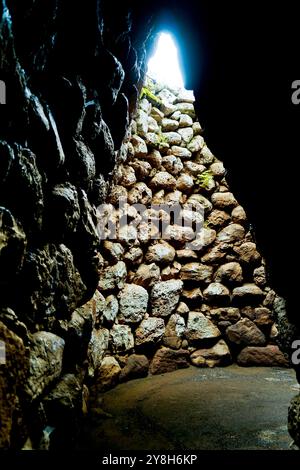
147,32,185,89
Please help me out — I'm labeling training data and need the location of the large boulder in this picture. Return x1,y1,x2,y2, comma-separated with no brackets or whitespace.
190,340,232,367
151,280,183,317
110,325,134,353
118,284,149,323
135,317,165,346
237,345,289,366
232,284,264,305
119,355,149,382
185,312,221,343
149,347,190,375
214,262,243,285
226,318,266,346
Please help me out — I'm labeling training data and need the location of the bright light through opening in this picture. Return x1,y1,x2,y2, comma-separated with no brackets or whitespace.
147,32,185,89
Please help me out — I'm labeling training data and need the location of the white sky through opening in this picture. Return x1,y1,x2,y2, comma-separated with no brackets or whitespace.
147,32,185,89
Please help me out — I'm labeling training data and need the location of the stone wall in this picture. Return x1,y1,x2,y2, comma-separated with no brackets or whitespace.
87,79,288,393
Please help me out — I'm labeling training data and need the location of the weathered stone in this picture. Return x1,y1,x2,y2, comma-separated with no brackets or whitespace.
185,312,221,343
149,171,177,190
164,225,195,245
190,340,232,367
198,145,214,164
179,114,193,127
171,146,192,159
175,102,195,117
110,325,134,353
184,161,206,176
253,266,267,288
135,317,165,346
132,134,148,157
175,89,195,103
87,328,109,377
226,318,266,346
116,164,136,188
146,149,162,168
203,283,231,304
161,118,179,131
176,174,194,192
98,261,127,291
149,347,190,375
158,89,177,104
136,109,148,136
217,224,245,243
163,314,186,349
119,355,149,382
118,284,148,323
128,182,152,205
145,241,176,265
102,241,124,264
211,192,238,210
102,295,119,324
151,280,183,317
151,107,164,122
192,121,202,135
180,263,213,283
176,302,190,315
237,346,289,366
117,225,138,246
123,246,144,266
176,249,198,261
182,287,203,305
234,242,261,265
214,262,243,285
189,227,217,252
177,127,194,143
25,332,64,400
187,194,213,213
210,307,241,323
253,307,273,327
289,394,300,447
108,185,128,205
96,356,121,392
209,162,225,178
130,160,152,180
162,132,182,146
201,245,228,264
232,284,264,305
132,263,160,288
207,210,231,229
187,135,205,153
162,155,183,175
231,205,247,225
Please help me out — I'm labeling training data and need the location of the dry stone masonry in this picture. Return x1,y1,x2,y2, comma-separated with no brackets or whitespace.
85,78,288,394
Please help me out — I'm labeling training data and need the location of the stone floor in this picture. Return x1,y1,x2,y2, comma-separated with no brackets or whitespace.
79,365,299,450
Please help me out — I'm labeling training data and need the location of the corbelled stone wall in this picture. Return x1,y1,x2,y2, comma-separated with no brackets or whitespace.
85,79,288,393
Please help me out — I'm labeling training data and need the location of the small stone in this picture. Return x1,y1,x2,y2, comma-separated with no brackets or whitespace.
146,149,162,168
128,182,152,205
211,192,238,210
163,313,186,349
132,263,160,288
201,245,227,264
149,347,190,375
182,288,203,306
123,247,143,266
136,109,148,136
161,118,179,131
217,224,245,244
110,325,134,353
174,102,196,117
207,210,231,229
185,312,221,343
171,146,192,159
176,174,194,192
148,116,160,133
98,261,127,291
190,340,232,367
176,249,198,261
151,106,164,122
151,280,183,317
130,160,152,180
96,356,121,392
214,262,243,285
102,295,119,324
119,355,149,382
210,162,225,177
88,329,109,377
187,194,213,213
132,134,148,158
180,263,213,283
187,135,205,153
189,227,217,252
164,225,195,245
234,242,261,265
158,88,177,103
149,171,177,190
102,241,124,264
253,307,273,327
198,145,214,164
175,89,195,103
162,155,183,175
118,284,149,323
176,302,190,315
145,241,176,265
108,185,128,205
162,132,182,146
203,283,231,304
135,317,165,346
210,307,241,323
237,345,289,366
179,114,193,127
231,206,247,225
232,284,264,305
226,318,266,346
177,127,194,143
253,266,267,288
184,161,206,176
192,122,202,135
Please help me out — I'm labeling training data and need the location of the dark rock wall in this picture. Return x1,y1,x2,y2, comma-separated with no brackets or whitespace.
0,0,154,448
